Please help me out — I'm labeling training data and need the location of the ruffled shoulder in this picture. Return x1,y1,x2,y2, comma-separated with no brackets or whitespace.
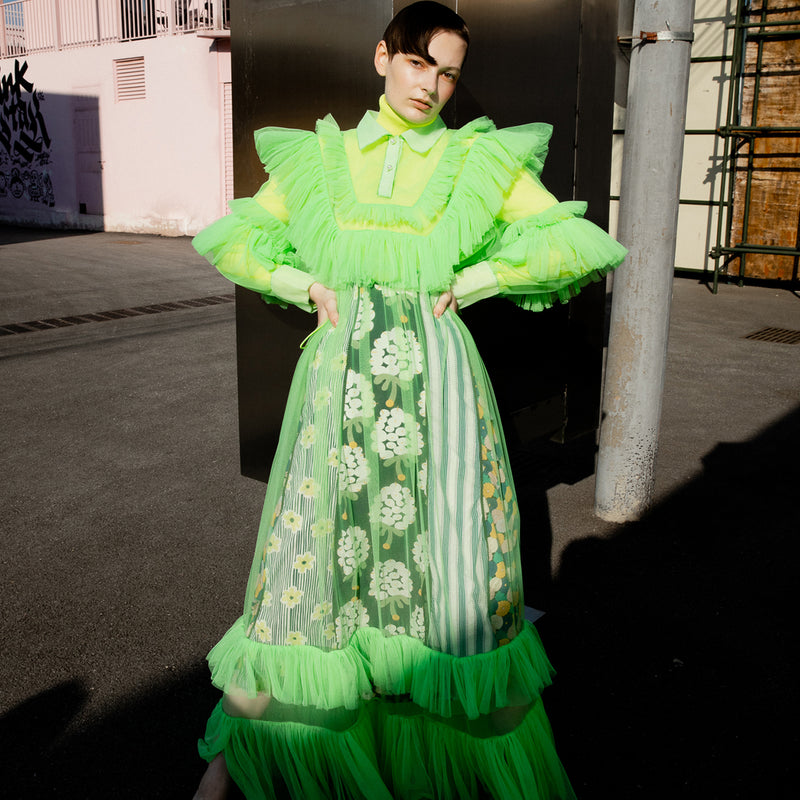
473,122,553,177
245,114,562,294
253,125,317,173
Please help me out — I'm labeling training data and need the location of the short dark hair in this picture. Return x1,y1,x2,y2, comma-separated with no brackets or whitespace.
382,1,470,61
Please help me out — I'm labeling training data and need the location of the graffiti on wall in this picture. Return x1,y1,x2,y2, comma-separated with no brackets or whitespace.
0,60,55,206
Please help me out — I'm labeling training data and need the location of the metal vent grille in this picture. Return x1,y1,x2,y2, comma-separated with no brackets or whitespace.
0,294,234,337
743,327,800,344
114,56,146,102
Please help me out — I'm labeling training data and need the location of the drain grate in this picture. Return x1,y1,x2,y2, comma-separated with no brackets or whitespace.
0,293,235,336
743,327,800,345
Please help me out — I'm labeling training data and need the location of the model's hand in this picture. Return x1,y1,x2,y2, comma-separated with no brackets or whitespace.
433,290,458,319
309,282,339,328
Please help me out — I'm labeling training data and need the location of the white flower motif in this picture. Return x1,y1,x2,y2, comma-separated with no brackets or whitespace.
379,483,416,531
343,369,375,421
411,535,429,573
282,510,302,532
262,591,272,607
335,598,369,644
487,536,499,557
337,526,370,576
410,606,425,640
371,407,423,461
491,506,507,534
286,631,307,645
338,443,370,494
327,448,340,468
253,620,272,643
298,477,320,498
331,352,347,371
369,327,423,381
368,559,413,603
311,518,334,538
323,622,336,641
312,601,332,620
266,533,281,553
352,296,375,342
314,387,332,408
489,576,502,598
281,585,304,609
417,390,426,418
384,624,406,636
300,424,316,448
417,461,428,495
293,551,315,573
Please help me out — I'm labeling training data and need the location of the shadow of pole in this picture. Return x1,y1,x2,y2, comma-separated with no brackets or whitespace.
541,405,800,798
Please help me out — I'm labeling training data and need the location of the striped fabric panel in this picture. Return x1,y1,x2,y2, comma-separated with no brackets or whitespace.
420,303,494,657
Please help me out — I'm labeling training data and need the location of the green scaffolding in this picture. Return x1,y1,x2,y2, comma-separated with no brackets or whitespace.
710,0,800,291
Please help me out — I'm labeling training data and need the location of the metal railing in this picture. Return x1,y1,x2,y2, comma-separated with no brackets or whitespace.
1,0,230,57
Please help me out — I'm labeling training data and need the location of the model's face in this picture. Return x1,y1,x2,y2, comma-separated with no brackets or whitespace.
374,30,467,124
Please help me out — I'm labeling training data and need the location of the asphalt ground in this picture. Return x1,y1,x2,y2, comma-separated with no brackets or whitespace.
1,224,798,798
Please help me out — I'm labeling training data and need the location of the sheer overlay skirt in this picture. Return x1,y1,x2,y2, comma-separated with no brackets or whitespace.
199,286,575,800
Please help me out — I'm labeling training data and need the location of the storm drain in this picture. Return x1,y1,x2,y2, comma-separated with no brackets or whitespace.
743,327,800,345
0,294,235,336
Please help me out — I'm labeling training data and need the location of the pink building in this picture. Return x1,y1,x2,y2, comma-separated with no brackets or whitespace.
0,0,231,234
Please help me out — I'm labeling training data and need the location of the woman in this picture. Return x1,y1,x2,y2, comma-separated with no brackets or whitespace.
192,3,625,798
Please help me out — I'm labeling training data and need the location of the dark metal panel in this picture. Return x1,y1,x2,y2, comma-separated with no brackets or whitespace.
230,0,619,482
231,0,394,479
564,0,621,442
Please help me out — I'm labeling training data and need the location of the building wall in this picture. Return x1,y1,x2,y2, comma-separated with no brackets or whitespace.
0,34,230,235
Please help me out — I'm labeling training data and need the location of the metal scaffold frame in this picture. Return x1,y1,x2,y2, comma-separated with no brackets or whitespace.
710,0,800,291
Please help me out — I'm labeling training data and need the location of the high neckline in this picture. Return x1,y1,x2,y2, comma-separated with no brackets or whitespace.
356,96,447,154
377,94,441,133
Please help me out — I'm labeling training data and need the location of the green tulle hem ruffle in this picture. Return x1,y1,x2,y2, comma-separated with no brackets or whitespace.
199,699,392,800
207,617,554,719
199,696,575,800
376,700,576,800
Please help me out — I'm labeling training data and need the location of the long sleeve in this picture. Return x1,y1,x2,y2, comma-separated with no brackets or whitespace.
452,146,626,312
192,179,316,312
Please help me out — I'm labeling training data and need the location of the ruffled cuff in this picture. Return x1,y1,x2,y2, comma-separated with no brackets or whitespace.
271,265,315,312
451,262,500,309
192,199,313,310
492,201,627,312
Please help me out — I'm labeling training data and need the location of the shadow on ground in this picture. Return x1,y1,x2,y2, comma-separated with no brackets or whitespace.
0,224,99,247
1,664,245,799
4,408,798,799
543,405,800,799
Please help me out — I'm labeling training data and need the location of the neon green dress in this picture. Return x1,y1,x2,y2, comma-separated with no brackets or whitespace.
192,96,626,800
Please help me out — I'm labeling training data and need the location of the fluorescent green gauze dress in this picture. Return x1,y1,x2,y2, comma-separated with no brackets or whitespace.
192,97,626,800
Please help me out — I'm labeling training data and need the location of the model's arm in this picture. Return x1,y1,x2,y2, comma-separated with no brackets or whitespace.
192,178,316,312
451,167,626,312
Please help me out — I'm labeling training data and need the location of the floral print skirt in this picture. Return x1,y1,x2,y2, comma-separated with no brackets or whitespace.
246,285,523,656
199,286,575,800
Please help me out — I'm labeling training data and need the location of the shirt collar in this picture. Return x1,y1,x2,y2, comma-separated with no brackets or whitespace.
356,95,446,154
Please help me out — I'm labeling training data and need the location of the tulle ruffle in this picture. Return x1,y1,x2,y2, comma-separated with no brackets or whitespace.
251,116,555,294
207,616,554,720
496,201,628,311
375,699,576,800
199,695,575,800
199,699,392,800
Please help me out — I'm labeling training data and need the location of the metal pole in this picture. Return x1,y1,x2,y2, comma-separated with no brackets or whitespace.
594,0,696,522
